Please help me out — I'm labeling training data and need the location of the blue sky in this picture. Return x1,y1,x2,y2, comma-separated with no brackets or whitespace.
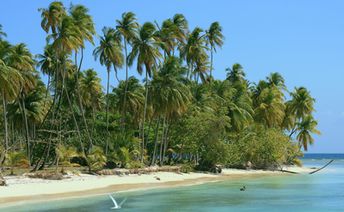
1,0,343,153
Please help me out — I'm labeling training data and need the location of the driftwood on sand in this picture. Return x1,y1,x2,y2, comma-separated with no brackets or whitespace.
309,160,334,175
97,166,181,176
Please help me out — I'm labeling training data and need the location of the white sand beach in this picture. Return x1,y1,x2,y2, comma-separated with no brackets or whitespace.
0,166,314,207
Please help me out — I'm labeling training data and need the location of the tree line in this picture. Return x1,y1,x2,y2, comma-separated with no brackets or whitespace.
0,2,320,174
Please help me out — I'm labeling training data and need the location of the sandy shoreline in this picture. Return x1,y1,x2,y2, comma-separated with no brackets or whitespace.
0,166,313,208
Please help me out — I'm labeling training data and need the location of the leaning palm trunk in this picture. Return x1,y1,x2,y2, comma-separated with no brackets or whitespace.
141,71,149,163
75,49,93,149
2,91,9,151
61,61,85,156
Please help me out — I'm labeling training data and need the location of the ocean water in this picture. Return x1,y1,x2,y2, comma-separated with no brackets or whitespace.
3,154,344,212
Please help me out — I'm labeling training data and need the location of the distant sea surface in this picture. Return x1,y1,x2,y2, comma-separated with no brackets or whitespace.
4,154,344,212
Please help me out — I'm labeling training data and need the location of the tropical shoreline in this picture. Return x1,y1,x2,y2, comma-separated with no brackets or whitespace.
0,166,313,208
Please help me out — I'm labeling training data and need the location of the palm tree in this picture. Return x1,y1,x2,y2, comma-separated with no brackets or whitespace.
0,40,23,151
226,63,245,83
128,22,162,163
154,14,188,57
70,4,96,147
93,27,123,154
296,115,320,151
286,87,315,137
0,24,6,40
48,15,85,155
116,12,138,120
79,69,103,121
206,22,224,78
267,72,286,90
180,27,208,81
113,77,144,124
254,86,285,128
288,87,315,120
171,14,188,47
7,43,36,162
39,1,66,35
150,56,191,164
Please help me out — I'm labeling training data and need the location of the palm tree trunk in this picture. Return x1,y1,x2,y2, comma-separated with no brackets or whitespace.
61,60,85,156
151,118,161,166
1,91,8,151
210,46,214,78
75,48,93,150
105,68,110,155
141,71,150,163
159,116,166,165
162,120,170,164
122,40,129,129
20,92,31,166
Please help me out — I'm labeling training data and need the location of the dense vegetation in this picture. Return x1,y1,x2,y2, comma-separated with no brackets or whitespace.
0,2,320,174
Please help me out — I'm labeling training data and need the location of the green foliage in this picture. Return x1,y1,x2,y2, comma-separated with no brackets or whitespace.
227,127,302,169
6,151,29,175
87,146,107,172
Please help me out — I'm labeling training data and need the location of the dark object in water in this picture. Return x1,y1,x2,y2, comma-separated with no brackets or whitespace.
154,176,161,181
240,186,246,191
309,160,334,175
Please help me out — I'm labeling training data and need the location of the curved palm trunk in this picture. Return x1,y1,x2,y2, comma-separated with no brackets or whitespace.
75,49,93,149
2,91,8,151
141,71,149,163
105,68,110,155
61,59,85,156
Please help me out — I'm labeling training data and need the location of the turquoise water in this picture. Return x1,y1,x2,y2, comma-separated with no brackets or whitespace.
3,154,344,212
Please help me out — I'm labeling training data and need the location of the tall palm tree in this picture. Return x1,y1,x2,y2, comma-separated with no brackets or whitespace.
150,56,191,164
154,14,188,57
180,27,208,81
70,4,96,149
48,15,85,155
128,22,162,163
171,14,188,47
116,12,138,119
79,69,102,114
206,22,224,78
36,44,56,101
286,87,315,137
7,43,36,162
288,87,315,120
39,1,66,35
93,27,123,154
296,115,320,151
0,41,23,151
254,86,285,128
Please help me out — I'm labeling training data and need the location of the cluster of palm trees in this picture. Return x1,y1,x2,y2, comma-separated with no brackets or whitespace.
0,2,319,173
